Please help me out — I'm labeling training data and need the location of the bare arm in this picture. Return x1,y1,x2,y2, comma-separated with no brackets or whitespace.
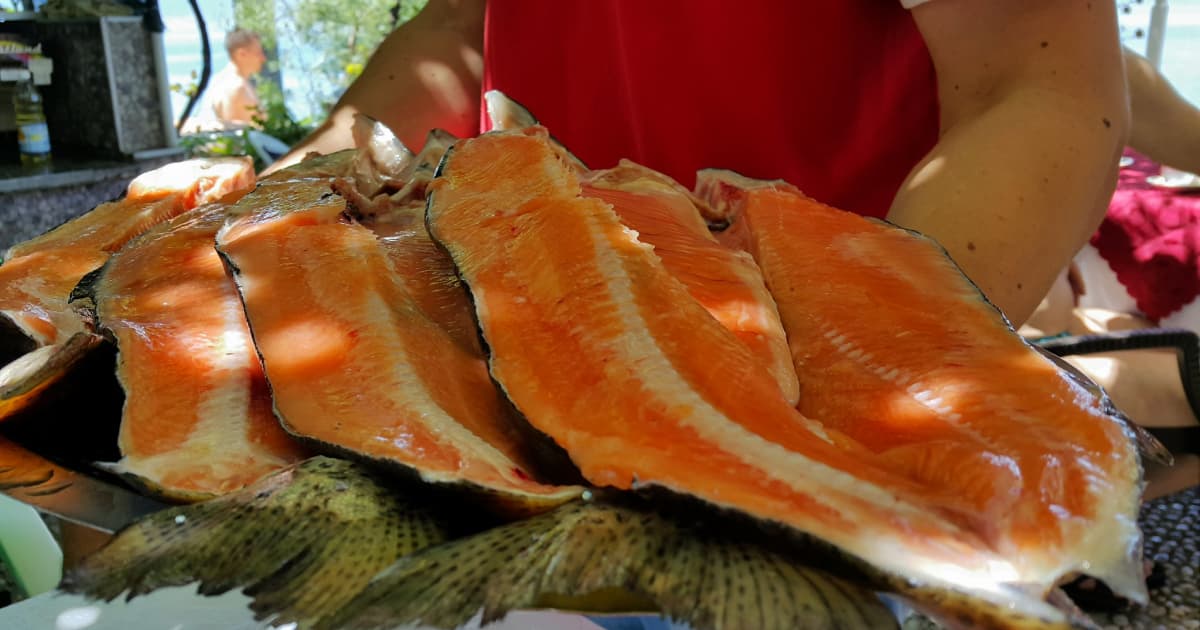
263,0,485,174
890,0,1128,325
1125,46,1200,174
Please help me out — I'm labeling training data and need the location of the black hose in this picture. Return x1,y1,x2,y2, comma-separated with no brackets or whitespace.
175,0,212,134
1038,328,1200,429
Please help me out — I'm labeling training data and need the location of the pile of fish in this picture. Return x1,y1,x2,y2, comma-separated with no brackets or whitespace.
0,93,1163,630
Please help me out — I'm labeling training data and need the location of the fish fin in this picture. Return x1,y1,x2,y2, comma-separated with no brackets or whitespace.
484,89,539,130
483,90,589,171
350,113,414,203
387,128,460,205
60,456,451,628
323,499,897,630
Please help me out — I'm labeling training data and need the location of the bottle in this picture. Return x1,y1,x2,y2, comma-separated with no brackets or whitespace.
12,70,51,169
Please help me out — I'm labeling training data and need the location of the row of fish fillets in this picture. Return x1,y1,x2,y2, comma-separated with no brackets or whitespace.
0,102,1151,629
427,125,1149,628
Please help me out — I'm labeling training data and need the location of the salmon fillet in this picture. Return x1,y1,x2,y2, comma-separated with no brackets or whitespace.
1,157,256,346
217,181,580,511
78,193,310,500
426,128,1134,627
367,203,482,356
695,169,1146,604
583,161,798,405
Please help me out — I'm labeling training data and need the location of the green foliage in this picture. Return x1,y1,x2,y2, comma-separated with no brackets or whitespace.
234,1,279,54
394,0,427,22
182,0,429,170
252,80,315,147
179,130,261,170
179,80,315,172
236,0,428,121
170,69,200,99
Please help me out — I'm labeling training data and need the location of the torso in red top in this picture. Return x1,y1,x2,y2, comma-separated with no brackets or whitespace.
482,1,938,218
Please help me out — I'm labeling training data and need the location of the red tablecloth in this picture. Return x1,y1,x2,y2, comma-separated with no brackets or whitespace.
1091,150,1200,322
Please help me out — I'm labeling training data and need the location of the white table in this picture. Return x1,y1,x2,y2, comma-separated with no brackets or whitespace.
0,586,613,630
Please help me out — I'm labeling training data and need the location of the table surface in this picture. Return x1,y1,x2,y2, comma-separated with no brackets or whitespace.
0,150,186,194
0,587,614,630
1092,486,1199,629
1090,151,1200,325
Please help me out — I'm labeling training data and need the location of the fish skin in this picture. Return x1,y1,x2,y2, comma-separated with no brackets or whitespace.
6,120,1133,629
1,157,256,346
485,92,796,403
0,310,36,365
261,149,355,182
484,89,539,132
1033,345,1170,466
62,455,898,630
367,202,484,357
388,127,460,204
334,126,482,354
484,92,797,405
351,125,583,492
5,156,255,262
124,156,256,209
484,89,589,172
0,199,182,347
350,114,415,201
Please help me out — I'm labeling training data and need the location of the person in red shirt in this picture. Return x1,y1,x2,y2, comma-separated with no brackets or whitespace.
268,0,1129,327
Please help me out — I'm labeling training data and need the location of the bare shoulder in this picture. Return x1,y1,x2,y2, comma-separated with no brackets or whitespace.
406,0,485,32
910,0,1122,97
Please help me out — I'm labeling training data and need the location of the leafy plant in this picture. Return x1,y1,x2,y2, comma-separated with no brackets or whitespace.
178,82,313,172
236,0,428,121
252,80,315,147
179,130,261,170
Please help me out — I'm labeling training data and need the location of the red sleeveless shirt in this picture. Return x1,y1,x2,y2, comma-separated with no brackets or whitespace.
482,1,938,218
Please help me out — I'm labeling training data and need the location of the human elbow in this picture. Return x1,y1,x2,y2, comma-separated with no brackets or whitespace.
1053,71,1130,159
1103,82,1132,154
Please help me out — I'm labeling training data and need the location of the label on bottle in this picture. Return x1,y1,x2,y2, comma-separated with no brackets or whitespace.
17,122,51,155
